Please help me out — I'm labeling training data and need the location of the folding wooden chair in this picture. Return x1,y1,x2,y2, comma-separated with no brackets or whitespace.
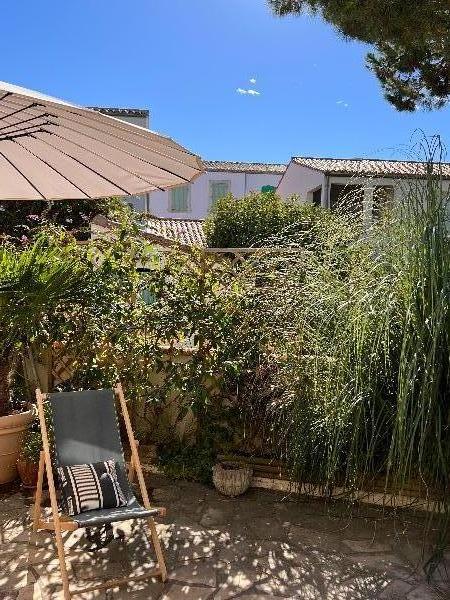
33,382,167,599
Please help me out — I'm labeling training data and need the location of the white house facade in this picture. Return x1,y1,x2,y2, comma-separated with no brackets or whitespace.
145,161,286,220
277,157,450,219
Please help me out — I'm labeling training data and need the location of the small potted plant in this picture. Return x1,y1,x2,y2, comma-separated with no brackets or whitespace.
212,461,253,497
17,425,42,488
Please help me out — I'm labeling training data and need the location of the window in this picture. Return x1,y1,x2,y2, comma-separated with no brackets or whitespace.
329,184,364,213
169,185,190,212
373,185,394,218
136,268,156,306
312,187,322,206
261,185,276,194
210,180,231,207
141,288,156,306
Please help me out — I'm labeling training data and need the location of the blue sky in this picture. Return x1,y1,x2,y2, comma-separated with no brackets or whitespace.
1,0,449,164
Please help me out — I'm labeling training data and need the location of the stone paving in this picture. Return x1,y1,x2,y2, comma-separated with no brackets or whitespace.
0,474,448,599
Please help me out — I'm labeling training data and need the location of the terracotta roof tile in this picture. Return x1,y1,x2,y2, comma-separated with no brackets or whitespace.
92,214,205,247
205,160,286,174
292,157,450,178
145,216,205,247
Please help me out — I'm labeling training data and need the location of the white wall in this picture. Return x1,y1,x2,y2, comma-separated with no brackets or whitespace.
277,163,324,202
148,170,283,220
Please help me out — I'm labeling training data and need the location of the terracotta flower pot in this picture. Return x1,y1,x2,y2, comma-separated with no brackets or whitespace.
0,410,34,484
17,458,40,488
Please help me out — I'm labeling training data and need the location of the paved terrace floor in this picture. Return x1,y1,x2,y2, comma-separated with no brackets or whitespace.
0,474,448,600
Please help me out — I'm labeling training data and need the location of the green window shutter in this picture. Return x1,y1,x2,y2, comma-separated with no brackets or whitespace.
210,181,230,206
170,186,189,212
141,288,156,305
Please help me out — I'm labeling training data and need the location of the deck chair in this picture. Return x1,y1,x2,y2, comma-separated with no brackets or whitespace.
33,382,167,599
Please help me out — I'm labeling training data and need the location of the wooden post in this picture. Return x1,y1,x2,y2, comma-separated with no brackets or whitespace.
35,389,71,599
128,439,139,483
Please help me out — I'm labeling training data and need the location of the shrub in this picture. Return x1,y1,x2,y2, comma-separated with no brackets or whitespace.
204,191,332,248
0,196,135,242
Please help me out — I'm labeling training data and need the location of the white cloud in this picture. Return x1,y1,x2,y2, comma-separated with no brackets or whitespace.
249,77,257,84
336,100,349,107
236,87,261,96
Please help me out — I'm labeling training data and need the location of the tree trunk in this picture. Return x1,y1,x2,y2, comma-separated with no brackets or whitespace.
0,355,12,417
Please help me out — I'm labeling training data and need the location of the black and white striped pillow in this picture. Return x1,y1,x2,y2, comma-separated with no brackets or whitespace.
57,459,127,516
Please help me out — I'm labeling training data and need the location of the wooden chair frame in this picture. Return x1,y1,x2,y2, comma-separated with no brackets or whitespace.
33,382,167,599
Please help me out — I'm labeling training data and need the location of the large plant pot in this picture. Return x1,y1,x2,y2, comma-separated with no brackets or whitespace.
213,462,253,497
0,410,34,484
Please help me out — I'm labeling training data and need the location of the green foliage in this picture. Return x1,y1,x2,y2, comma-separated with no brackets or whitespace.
3,157,448,561
0,230,90,352
269,1,450,110
0,196,132,242
19,427,43,464
4,154,447,565
18,403,54,463
48,227,259,471
244,174,450,492
204,191,332,248
157,439,216,485
0,229,93,415
157,402,240,485
54,221,147,391
237,144,450,565
0,210,255,463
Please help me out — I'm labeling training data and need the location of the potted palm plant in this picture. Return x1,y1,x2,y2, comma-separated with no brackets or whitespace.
0,231,89,484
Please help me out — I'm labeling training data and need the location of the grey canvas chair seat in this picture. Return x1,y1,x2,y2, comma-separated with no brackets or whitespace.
33,383,167,599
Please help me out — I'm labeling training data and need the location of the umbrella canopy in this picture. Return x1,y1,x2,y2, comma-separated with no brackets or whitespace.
0,81,203,200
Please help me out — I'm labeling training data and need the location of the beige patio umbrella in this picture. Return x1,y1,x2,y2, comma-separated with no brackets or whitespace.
0,81,203,200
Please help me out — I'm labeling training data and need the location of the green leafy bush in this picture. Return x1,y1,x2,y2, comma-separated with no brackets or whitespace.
0,196,133,242
19,427,42,464
41,226,260,473
204,191,332,248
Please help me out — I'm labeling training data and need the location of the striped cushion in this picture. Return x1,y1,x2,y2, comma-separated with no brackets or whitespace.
57,459,127,516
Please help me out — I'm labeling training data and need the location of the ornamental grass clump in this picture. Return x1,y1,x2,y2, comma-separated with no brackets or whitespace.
240,146,449,564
